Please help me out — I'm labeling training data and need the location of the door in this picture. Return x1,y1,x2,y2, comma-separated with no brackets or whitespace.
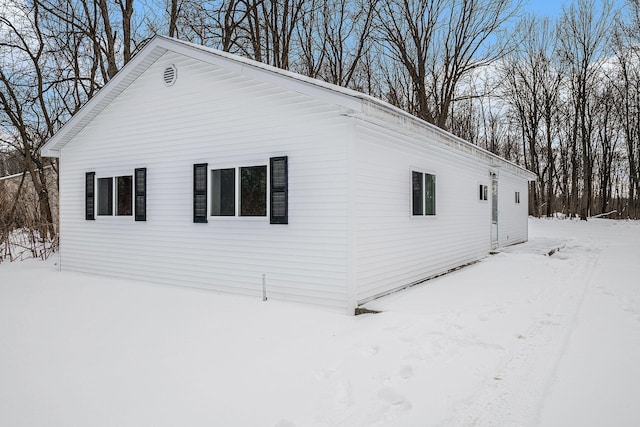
491,174,498,249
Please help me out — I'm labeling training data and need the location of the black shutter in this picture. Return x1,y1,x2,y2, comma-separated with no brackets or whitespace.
270,156,288,224
135,168,146,221
193,163,208,223
85,172,95,220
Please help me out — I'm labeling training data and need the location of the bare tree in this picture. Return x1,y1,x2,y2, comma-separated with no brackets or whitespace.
591,81,620,214
320,0,376,88
1,0,58,238
611,0,640,218
164,0,254,52
375,0,444,124
241,0,307,69
1,0,145,245
168,0,180,37
376,0,520,130
500,14,562,216
557,0,613,219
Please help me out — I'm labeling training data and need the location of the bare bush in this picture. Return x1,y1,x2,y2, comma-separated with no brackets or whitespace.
0,167,58,262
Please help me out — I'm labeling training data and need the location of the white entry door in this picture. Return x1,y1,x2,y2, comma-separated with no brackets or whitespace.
491,176,498,248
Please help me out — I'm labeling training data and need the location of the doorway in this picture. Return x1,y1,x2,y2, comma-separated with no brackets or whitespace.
491,173,498,249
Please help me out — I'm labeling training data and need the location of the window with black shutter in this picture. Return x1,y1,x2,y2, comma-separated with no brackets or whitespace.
85,172,95,220
135,168,146,221
193,163,208,223
270,156,288,224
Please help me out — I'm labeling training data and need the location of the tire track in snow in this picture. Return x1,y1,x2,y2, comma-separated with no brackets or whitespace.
442,250,600,426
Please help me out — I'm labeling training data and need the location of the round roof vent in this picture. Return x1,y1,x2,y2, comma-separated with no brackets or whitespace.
163,64,177,86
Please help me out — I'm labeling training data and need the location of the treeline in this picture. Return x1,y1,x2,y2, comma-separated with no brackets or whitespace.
1,0,639,228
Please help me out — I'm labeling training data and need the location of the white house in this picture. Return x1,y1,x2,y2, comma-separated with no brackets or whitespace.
41,36,536,314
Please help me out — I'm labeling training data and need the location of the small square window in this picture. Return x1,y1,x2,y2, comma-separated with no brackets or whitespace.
479,184,488,201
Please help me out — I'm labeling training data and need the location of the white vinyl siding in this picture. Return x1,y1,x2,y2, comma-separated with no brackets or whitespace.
497,172,529,247
52,39,534,313
58,52,351,311
353,121,493,304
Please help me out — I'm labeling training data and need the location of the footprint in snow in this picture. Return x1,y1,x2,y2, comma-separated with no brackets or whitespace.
313,368,335,380
359,344,380,356
377,387,412,410
334,379,354,409
398,365,414,379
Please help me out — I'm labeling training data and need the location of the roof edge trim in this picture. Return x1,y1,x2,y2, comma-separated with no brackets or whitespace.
358,99,537,181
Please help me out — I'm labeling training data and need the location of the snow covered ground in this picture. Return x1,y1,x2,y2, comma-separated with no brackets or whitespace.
1,218,639,426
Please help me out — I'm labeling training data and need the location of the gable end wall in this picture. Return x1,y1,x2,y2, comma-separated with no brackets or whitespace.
58,52,352,311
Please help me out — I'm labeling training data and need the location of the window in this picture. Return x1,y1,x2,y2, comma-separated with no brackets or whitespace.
196,157,288,222
193,163,208,223
89,171,144,219
211,168,235,216
116,176,132,216
515,191,521,204
98,177,113,216
479,184,488,201
134,168,146,221
86,172,95,220
412,171,436,216
240,165,267,216
425,174,435,215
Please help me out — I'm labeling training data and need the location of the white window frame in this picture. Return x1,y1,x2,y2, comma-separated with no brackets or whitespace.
478,183,489,202
410,168,437,218
208,160,270,221
95,173,134,219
